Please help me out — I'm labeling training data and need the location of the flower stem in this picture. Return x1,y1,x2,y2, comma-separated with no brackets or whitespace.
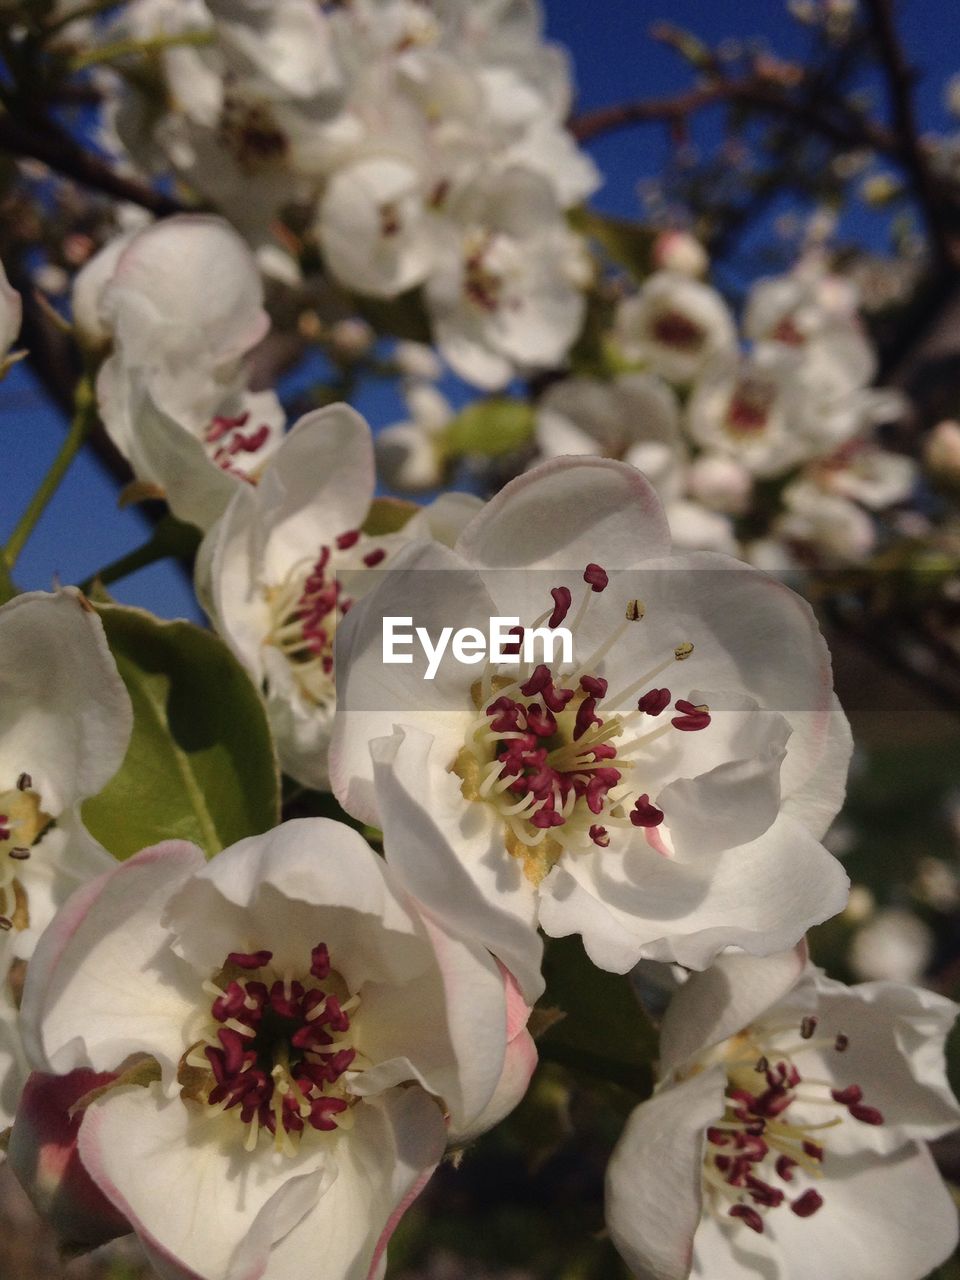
78,515,200,595
68,28,213,71
3,373,96,573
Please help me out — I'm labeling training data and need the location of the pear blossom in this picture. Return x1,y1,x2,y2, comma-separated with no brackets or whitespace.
774,481,877,566
613,272,737,386
425,169,590,389
534,375,686,503
74,216,284,529
0,591,132,968
331,457,851,990
19,818,533,1280
605,947,960,1280
0,590,132,1143
197,403,481,789
849,909,934,984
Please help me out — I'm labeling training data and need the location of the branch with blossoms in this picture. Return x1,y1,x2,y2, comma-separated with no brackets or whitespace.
0,4,959,1280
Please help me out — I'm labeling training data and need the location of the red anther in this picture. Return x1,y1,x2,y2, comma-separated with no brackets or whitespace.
218,1028,251,1075
586,768,621,815
543,681,575,714
308,1097,349,1131
323,995,350,1033
336,530,360,551
591,742,617,761
520,665,552,696
580,674,608,699
706,1127,731,1147
269,981,303,1020
212,981,249,1023
637,687,671,716
791,1190,824,1218
531,808,566,830
291,1022,334,1051
800,1015,818,1040
802,1141,824,1161
737,1134,769,1162
729,1205,764,1234
630,794,664,828
589,825,609,847
363,548,386,568
849,1104,884,1125
548,586,572,628
775,1156,797,1182
525,704,558,737
227,950,273,970
310,943,330,980
745,1175,784,1208
502,625,524,656
834,1033,849,1052
573,697,601,741
487,696,523,733
671,699,711,731
831,1085,863,1106
583,563,609,592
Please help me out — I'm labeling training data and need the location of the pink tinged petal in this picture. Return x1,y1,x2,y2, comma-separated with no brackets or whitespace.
77,1083,330,1280
0,589,132,811
605,1068,727,1280
658,946,809,1078
752,1143,959,1280
454,456,671,571
164,818,427,991
538,814,847,975
259,1090,447,1280
371,727,544,1004
352,905,510,1137
451,963,537,1145
7,1069,131,1249
21,841,205,1084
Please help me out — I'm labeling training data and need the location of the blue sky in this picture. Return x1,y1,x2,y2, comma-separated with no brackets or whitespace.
3,0,956,621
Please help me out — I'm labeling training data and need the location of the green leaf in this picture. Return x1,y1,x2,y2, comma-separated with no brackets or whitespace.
443,398,535,459
538,935,658,1097
82,605,280,859
362,496,420,537
569,208,657,281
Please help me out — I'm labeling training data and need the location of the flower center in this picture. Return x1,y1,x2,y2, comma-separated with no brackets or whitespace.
650,309,706,352
698,1014,883,1234
725,375,776,438
464,232,505,314
179,943,359,1157
452,566,710,886
0,773,51,935
204,411,274,481
264,533,388,709
218,95,290,173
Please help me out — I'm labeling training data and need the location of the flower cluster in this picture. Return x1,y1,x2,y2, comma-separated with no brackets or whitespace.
90,0,595,388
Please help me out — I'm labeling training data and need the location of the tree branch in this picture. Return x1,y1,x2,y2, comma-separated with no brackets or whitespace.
862,0,957,269
0,111,184,217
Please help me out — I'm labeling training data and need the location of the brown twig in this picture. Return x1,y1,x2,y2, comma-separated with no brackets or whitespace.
862,0,958,269
0,112,184,217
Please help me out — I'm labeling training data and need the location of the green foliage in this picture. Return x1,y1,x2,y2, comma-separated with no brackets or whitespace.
362,496,420,536
538,935,658,1098
570,208,657,281
82,605,280,859
443,398,536,459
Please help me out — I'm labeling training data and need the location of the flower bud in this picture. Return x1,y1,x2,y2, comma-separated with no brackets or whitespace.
7,1070,130,1250
925,420,960,481
652,229,709,278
